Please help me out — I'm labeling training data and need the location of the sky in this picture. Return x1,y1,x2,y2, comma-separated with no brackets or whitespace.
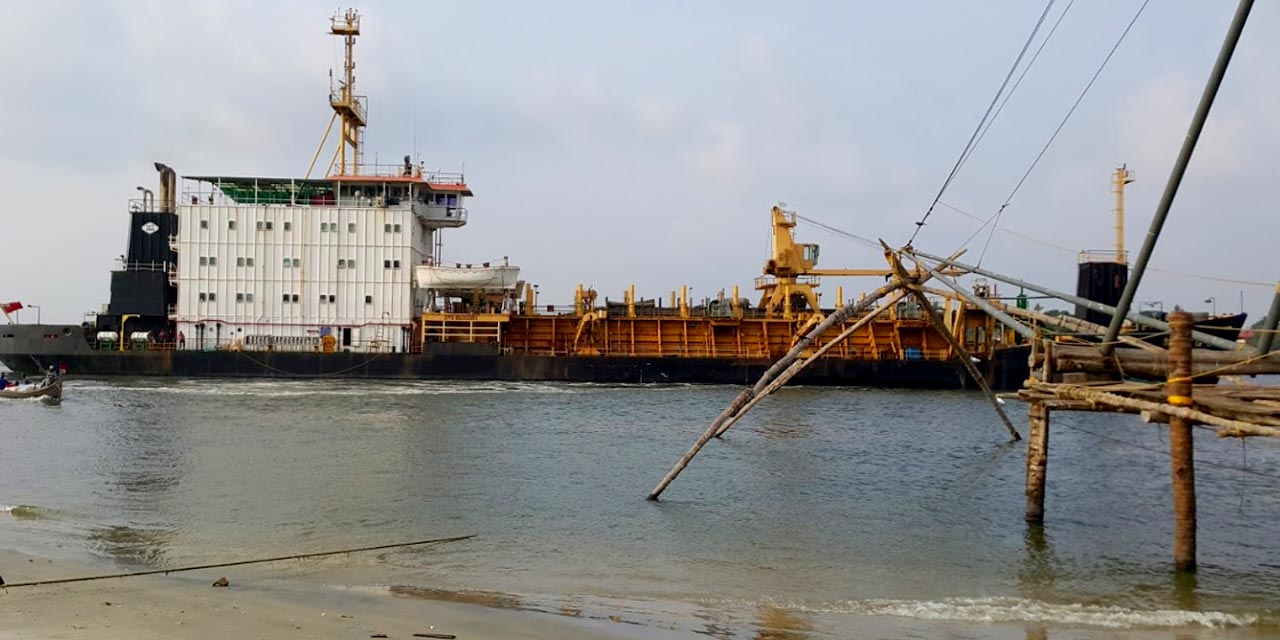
2,1,1277,323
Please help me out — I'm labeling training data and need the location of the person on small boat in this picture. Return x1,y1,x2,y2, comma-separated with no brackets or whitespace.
0,373,8,391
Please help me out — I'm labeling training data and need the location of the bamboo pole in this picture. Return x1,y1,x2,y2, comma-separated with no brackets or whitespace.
1025,401,1049,523
1103,0,1256,354
1167,311,1197,572
888,247,1020,441
1044,344,1280,379
647,277,905,500
713,290,908,438
906,286,1021,441
903,249,1243,352
1024,383,1280,438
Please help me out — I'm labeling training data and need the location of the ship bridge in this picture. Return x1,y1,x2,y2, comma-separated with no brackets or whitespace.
182,163,472,229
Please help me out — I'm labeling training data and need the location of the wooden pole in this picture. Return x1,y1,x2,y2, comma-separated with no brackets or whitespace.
1167,310,1197,573
647,278,904,500
713,290,907,438
1025,401,1049,522
906,287,1021,441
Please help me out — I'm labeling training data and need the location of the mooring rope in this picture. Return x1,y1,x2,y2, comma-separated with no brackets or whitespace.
0,534,475,590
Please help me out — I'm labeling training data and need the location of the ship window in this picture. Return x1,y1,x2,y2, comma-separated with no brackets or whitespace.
384,223,392,233
348,222,356,233
209,257,217,266
320,295,327,303
237,257,245,267
236,293,244,303
384,260,391,269
393,260,401,269
320,222,329,232
200,219,208,229
283,258,291,267
393,223,401,233
199,256,208,266
282,294,290,303
208,293,216,302
266,221,274,230
256,221,264,231
199,292,207,302
283,221,292,231
246,293,254,303
292,258,300,267
228,220,236,230
291,294,299,303
435,194,446,205
338,259,347,269
365,295,373,304
348,259,356,269
447,194,457,206
246,257,254,267
328,294,336,303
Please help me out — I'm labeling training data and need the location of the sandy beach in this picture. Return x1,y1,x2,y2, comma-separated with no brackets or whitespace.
0,550,650,640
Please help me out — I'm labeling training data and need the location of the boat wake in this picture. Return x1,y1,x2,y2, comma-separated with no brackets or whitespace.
799,596,1259,629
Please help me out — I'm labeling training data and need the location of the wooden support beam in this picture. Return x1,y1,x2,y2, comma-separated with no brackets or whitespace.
713,290,907,439
1025,401,1049,523
1167,311,1197,573
1047,344,1280,380
647,276,906,500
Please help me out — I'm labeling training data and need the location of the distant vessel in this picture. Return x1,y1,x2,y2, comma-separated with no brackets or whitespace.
0,10,1029,389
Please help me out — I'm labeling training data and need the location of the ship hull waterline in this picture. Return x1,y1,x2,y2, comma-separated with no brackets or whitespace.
0,335,1031,391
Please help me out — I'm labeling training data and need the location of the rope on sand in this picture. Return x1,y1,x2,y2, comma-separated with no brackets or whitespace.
0,534,475,590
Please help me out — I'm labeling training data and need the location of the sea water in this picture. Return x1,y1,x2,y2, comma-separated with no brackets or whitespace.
1,378,1278,638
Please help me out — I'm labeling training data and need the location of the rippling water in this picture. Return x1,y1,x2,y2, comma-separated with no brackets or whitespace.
2,378,1279,638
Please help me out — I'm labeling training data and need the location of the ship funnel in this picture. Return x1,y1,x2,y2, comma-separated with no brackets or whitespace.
154,162,176,213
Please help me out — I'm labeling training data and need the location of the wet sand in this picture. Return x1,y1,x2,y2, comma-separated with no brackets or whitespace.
0,550,650,640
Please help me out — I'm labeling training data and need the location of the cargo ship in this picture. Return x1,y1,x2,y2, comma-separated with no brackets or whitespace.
0,10,1030,389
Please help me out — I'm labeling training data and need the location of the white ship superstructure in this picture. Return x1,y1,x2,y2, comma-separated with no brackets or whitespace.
171,168,471,352
166,8,479,354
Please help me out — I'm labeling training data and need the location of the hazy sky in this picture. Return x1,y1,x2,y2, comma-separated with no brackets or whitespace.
2,1,1277,323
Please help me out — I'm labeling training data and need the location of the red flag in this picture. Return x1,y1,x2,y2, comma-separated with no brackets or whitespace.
0,301,22,314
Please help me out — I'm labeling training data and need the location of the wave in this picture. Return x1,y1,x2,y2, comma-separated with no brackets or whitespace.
67,380,584,397
801,596,1258,629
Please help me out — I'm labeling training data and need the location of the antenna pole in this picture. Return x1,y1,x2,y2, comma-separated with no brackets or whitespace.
1112,164,1134,264
328,9,365,177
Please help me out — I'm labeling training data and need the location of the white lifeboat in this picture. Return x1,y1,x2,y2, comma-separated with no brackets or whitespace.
415,262,521,291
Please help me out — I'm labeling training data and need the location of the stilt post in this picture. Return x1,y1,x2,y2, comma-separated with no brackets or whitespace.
1025,401,1049,522
1167,310,1197,572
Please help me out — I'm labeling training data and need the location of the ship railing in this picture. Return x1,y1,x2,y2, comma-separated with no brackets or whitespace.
113,259,174,273
329,89,367,124
1079,249,1128,264
753,274,822,289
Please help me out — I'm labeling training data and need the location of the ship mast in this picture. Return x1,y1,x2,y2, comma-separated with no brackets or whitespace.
329,9,366,176
1111,164,1135,264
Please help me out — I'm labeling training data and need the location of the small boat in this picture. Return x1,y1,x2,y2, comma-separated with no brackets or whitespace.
0,377,62,401
415,263,521,291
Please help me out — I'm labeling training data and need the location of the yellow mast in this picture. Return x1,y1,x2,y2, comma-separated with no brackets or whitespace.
1112,164,1135,264
328,9,366,176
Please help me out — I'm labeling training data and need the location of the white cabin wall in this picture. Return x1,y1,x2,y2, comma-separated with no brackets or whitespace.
174,202,430,351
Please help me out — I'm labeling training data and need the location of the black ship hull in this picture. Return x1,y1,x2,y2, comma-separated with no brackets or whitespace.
0,325,1031,390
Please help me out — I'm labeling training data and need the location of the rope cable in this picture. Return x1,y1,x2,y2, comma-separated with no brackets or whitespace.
975,0,1152,266
908,0,1058,247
